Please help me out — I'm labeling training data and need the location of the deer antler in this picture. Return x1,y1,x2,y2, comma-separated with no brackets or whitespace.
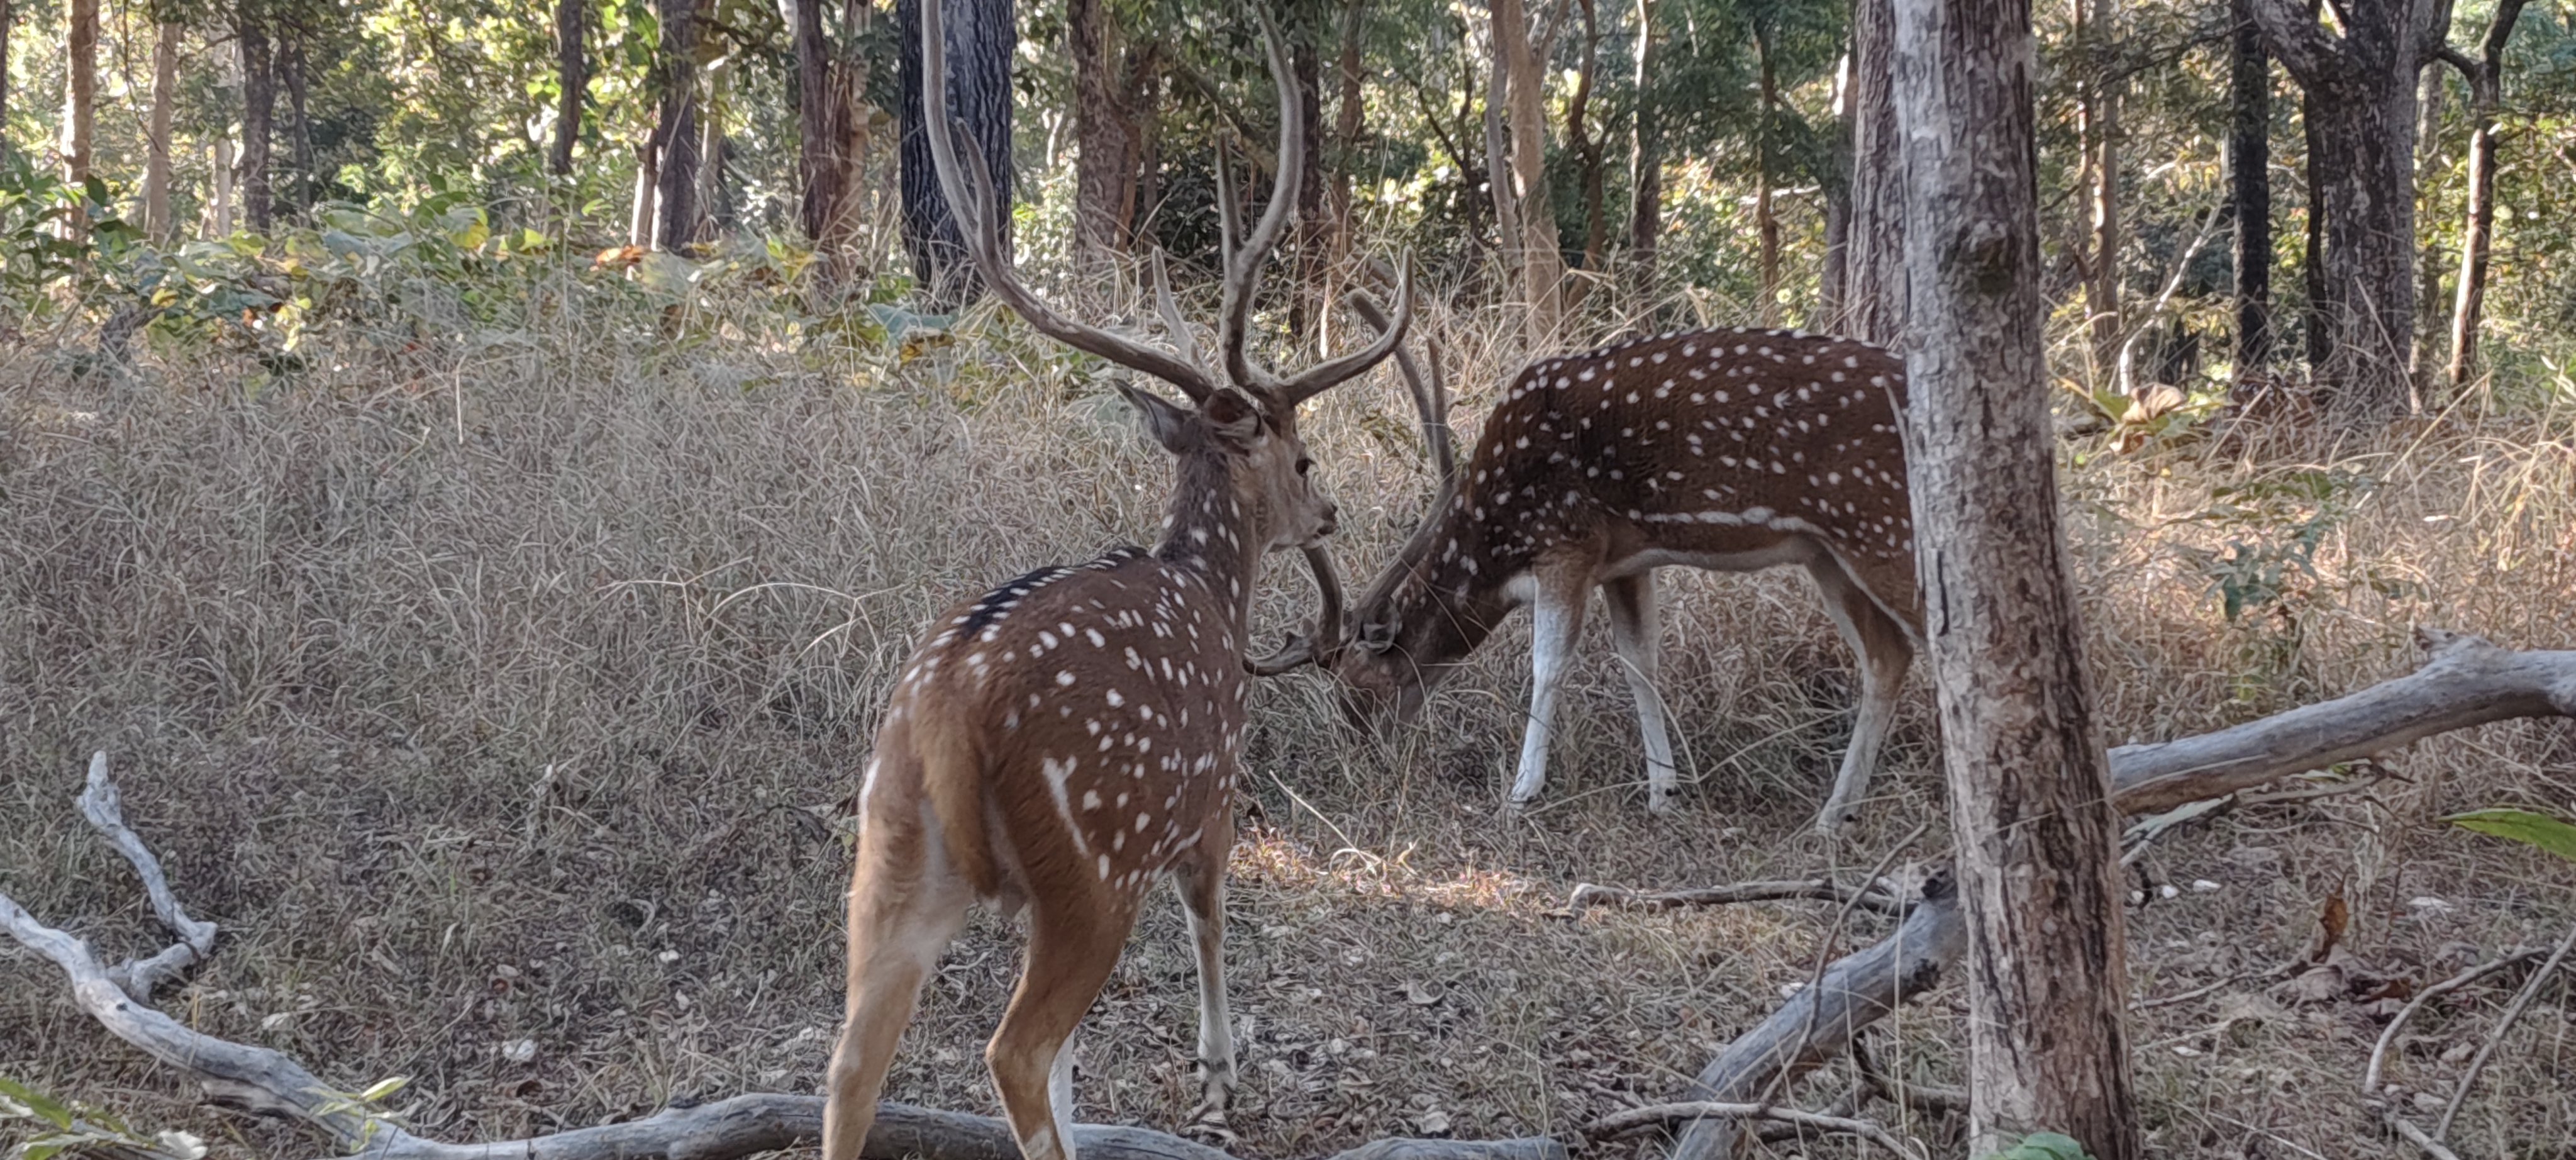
1246,545,1348,675
918,1,1219,402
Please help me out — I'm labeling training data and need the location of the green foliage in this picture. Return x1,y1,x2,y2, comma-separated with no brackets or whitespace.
1983,1134,2097,1160
2445,808,2576,863
0,1074,206,1160
2180,470,2379,623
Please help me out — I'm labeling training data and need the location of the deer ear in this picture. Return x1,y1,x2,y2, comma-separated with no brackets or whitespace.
1201,388,1264,449
1116,381,1197,452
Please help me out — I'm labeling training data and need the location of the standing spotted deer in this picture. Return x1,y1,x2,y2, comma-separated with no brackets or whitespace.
1330,325,1919,828
816,8,1408,1160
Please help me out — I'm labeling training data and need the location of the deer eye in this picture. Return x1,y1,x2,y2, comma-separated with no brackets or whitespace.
1295,457,1314,476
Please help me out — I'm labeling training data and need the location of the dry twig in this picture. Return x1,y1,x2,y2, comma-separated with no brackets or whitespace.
1565,879,1904,916
1580,1101,1923,1159
2433,918,2576,1139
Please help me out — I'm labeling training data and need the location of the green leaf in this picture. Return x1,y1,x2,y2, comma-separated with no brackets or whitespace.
2445,808,2576,864
0,1076,75,1128
355,1075,411,1103
1985,1132,2096,1160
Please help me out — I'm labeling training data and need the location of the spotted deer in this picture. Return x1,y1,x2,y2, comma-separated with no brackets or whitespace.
816,8,1408,1160
1330,325,1918,828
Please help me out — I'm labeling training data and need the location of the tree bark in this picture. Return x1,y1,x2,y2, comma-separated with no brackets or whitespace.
1330,0,1367,259
62,0,96,240
2077,0,2123,383
1890,0,2139,1154
238,14,277,233
1492,0,1565,343
2409,60,2447,382
282,33,312,212
0,0,13,137
1067,0,1138,271
799,0,872,289
1567,0,1607,281
1625,0,1662,293
2229,0,2272,373
145,21,180,243
552,0,587,177
897,0,1013,306
1813,51,1853,331
2248,0,2444,424
2443,0,2530,389
653,0,704,250
1841,0,1906,344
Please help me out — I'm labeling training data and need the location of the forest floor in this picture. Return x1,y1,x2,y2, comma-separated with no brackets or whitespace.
4,291,2573,1159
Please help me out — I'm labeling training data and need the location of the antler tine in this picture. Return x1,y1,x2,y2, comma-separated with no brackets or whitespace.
1275,255,1415,406
1218,8,1306,398
1246,545,1348,675
1347,279,1453,486
918,0,1220,403
1149,248,1204,372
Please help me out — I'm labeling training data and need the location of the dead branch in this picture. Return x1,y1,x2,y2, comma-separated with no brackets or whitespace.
2433,918,2576,1139
1668,630,2576,1160
1566,879,1904,916
1581,1101,1923,1160
0,754,1562,1160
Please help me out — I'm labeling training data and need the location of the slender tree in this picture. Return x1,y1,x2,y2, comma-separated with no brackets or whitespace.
1329,0,1368,259
1567,0,1609,279
1892,0,2140,1152
2075,0,2122,381
145,17,181,242
2247,0,2447,423
1,0,14,140
63,0,99,238
1626,0,1664,287
237,8,277,232
1752,16,1780,325
1492,0,1565,342
2439,0,2530,389
799,0,873,287
653,0,704,250
550,0,586,177
2229,0,2272,373
1843,0,1904,343
896,0,1013,304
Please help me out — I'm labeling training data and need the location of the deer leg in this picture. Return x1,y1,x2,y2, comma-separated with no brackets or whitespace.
1174,815,1238,1115
1508,569,1590,808
822,781,974,1160
1602,571,1679,815
987,898,1131,1160
1805,558,1916,834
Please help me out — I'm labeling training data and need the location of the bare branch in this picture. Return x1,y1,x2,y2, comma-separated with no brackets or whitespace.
2434,918,2576,1138
1582,1101,1923,1160
76,751,218,1001
1567,879,1904,917
2363,947,2546,1095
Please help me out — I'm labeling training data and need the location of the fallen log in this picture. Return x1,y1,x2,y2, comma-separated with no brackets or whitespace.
1668,629,2576,1160
1,755,1566,1160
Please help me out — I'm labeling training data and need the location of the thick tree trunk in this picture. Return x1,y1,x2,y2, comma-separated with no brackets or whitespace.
1067,0,1138,271
2249,0,2440,424
2229,0,2272,373
62,0,96,239
1625,0,1662,292
552,0,586,177
1890,0,2139,1155
653,0,703,250
897,0,1013,306
1493,0,1565,343
798,0,871,288
1841,0,1905,344
2445,0,2529,389
238,16,277,233
145,21,179,242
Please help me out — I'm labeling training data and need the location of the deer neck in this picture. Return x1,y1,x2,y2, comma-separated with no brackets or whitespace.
1151,449,1265,645
1382,489,1526,665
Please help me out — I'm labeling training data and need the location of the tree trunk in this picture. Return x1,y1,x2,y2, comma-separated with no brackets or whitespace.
1330,0,1367,259
283,35,312,213
0,0,13,137
631,135,662,248
2249,0,2440,424
238,16,276,233
1492,0,1564,343
145,21,179,243
1568,0,1607,279
1753,23,1780,326
1067,0,1137,271
1813,51,1852,330
2409,60,2447,382
2229,0,2272,374
1841,0,1905,344
653,0,703,250
1625,0,1662,292
701,59,732,235
2445,0,2529,389
799,0,871,288
552,0,586,177
2079,0,2122,384
896,0,1013,306
1890,0,2139,1154
210,138,236,237
1293,33,1329,338
62,0,96,240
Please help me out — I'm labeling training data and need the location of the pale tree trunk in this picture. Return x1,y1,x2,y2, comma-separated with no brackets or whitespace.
1492,0,1565,343
1625,0,1662,294
145,21,179,243
2076,0,2122,384
0,0,13,135
552,0,586,177
2229,0,2272,373
209,139,235,236
1567,0,1607,282
2248,0,2443,424
1067,0,1137,272
1891,0,2140,1154
2409,62,2446,382
62,0,97,240
1753,22,1780,325
630,135,662,248
1842,0,1905,344
2443,0,2529,389
1813,50,1852,330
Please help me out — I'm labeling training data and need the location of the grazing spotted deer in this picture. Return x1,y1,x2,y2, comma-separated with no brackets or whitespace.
816,8,1407,1160
1330,325,1918,828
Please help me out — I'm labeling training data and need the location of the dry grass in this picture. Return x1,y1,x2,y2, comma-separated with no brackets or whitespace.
3,270,2573,1160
